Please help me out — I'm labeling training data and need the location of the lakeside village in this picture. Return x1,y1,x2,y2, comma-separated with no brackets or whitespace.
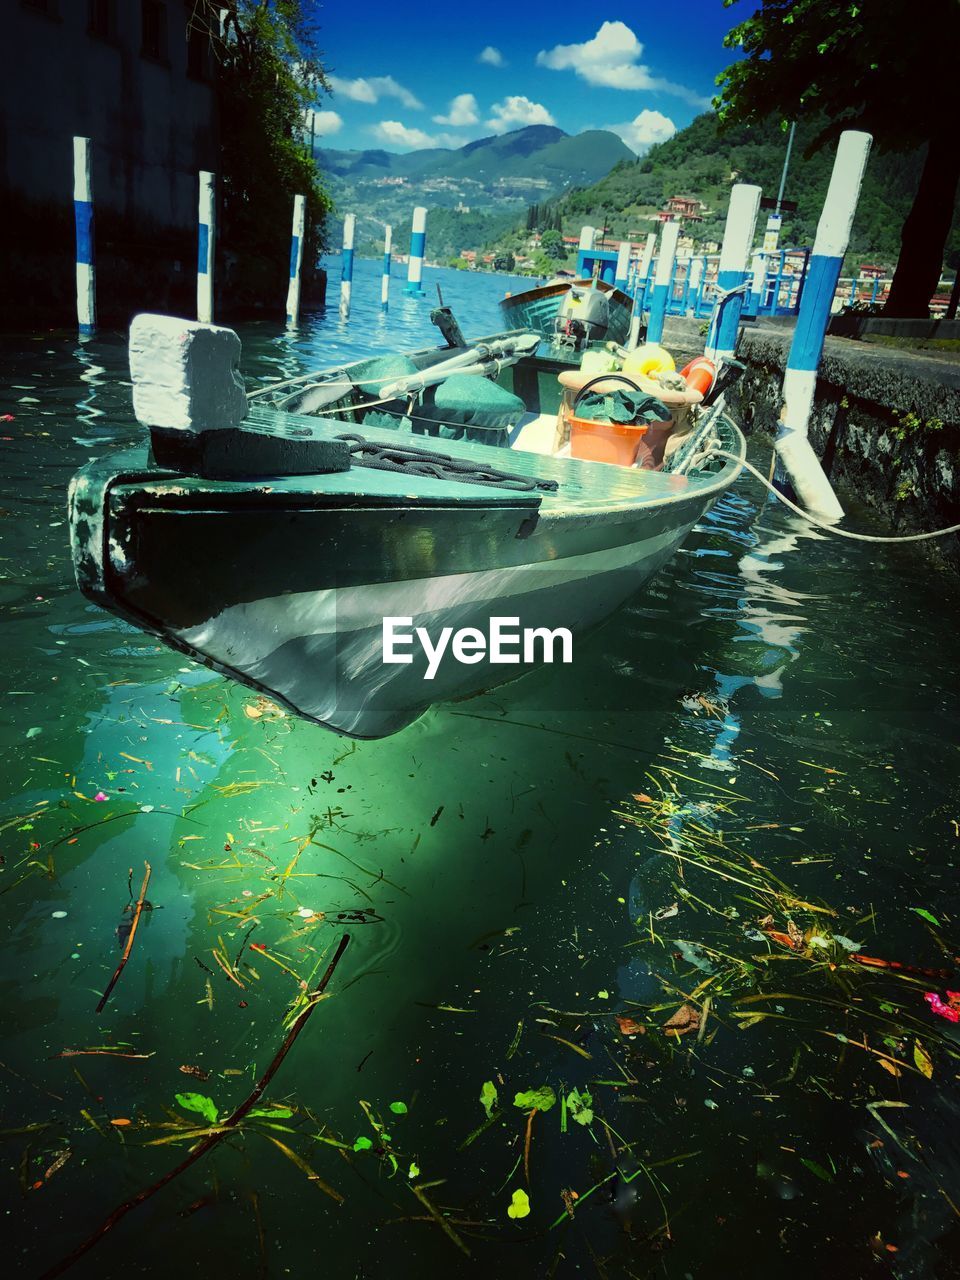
381,194,923,319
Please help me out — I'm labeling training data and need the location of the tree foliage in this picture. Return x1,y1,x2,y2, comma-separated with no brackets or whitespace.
190,0,333,310
714,0,960,315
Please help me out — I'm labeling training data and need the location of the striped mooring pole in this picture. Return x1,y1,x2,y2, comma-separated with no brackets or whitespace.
73,136,95,334
646,220,681,345
747,250,766,319
339,213,355,320
614,240,631,293
688,255,705,316
285,193,306,325
381,224,392,312
197,170,215,324
777,130,872,522
404,206,427,296
634,232,656,312
706,183,761,363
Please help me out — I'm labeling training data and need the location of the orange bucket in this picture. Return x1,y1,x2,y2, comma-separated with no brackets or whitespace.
569,414,649,466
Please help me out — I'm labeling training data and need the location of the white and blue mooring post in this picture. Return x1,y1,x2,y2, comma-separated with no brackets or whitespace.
634,232,656,312
197,170,215,324
747,250,766,318
777,130,872,522
646,220,681,345
285,193,306,325
381,224,392,311
706,183,761,363
73,137,95,334
614,240,631,293
339,213,355,320
404,206,427,296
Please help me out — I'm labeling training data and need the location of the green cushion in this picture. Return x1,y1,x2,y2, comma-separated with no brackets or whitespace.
412,374,526,447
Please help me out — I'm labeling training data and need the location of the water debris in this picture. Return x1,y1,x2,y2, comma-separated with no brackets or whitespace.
178,1064,210,1081
40,933,350,1278
95,863,152,1013
662,1004,701,1037
242,696,286,721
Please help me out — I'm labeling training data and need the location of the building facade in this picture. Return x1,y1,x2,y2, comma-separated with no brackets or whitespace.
3,0,219,321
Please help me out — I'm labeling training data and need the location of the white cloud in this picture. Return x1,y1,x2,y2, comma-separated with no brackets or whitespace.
537,21,711,108
433,93,479,126
306,109,343,138
486,95,556,133
478,46,505,67
371,120,463,150
328,75,423,110
607,109,676,154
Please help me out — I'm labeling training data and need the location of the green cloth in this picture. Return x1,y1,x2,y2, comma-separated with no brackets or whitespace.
574,389,670,425
362,374,526,449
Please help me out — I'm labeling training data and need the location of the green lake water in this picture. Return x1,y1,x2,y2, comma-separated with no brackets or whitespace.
1,260,959,1278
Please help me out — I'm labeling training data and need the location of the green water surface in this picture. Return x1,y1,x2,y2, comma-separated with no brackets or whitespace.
1,262,959,1278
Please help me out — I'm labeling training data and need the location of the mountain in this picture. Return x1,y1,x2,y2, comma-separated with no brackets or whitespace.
318,125,633,188
316,125,635,257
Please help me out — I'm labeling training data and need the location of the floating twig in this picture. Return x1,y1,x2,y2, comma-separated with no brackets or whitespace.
96,863,152,1013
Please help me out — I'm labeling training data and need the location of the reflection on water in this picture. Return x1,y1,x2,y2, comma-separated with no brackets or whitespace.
0,260,959,1277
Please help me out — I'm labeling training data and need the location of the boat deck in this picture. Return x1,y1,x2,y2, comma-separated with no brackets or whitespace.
240,404,738,516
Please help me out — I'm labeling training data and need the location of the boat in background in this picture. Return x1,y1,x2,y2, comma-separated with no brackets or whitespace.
500,277,634,349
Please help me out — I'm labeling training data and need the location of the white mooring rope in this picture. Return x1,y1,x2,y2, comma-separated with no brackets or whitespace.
708,449,960,544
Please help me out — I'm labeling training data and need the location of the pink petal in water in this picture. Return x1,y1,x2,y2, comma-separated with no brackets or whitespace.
93,791,108,802
924,991,960,1023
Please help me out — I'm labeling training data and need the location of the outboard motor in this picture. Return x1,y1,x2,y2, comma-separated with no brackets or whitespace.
554,284,610,351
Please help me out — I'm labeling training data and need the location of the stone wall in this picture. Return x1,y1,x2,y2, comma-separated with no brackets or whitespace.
663,317,960,573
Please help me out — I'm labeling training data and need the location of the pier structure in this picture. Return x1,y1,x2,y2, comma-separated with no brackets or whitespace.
197,170,215,324
340,213,355,320
73,136,95,335
285,194,306,326
404,207,427,296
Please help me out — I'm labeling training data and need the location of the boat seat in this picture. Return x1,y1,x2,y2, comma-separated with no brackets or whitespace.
363,374,526,449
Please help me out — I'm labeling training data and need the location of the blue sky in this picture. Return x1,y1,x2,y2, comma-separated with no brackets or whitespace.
306,3,741,153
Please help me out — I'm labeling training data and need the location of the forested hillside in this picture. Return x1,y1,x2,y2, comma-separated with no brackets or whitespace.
487,114,959,271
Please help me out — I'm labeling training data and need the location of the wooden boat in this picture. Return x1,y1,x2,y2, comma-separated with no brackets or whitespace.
68,312,745,739
500,277,635,347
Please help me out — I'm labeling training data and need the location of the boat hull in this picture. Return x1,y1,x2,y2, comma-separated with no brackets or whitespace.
70,446,724,737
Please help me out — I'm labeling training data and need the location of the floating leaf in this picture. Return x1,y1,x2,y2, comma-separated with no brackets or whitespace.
353,1136,373,1152
911,908,940,927
507,1188,531,1219
389,1101,408,1115
175,1092,218,1124
513,1086,556,1112
565,1088,593,1127
878,1059,902,1077
663,1004,701,1035
800,1157,834,1183
248,1105,294,1118
480,1080,498,1118
616,1015,646,1037
408,1161,420,1179
913,1040,934,1079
